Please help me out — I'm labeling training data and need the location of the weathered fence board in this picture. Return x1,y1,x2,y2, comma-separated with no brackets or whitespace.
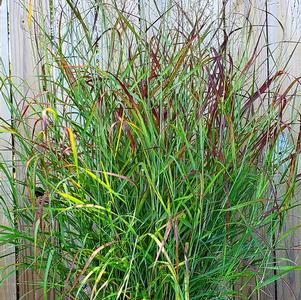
226,2,277,299
267,1,301,299
0,0,17,299
9,0,45,298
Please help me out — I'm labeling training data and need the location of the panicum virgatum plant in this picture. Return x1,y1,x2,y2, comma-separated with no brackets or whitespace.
0,1,301,299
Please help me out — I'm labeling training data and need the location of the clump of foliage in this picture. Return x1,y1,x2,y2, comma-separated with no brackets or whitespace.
0,1,300,299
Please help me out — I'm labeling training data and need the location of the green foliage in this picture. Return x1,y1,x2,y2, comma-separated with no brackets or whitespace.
0,1,300,299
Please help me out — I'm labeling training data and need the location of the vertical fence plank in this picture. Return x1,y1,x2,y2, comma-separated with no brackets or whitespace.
228,1,301,299
9,0,45,298
9,0,36,297
267,1,301,299
227,2,266,296
227,1,278,299
0,0,17,299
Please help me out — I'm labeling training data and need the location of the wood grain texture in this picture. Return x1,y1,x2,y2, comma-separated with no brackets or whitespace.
9,0,37,298
9,0,50,299
0,0,17,299
228,1,301,299
227,1,277,299
267,1,301,299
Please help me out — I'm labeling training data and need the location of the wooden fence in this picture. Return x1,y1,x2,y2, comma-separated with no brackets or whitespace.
0,0,300,299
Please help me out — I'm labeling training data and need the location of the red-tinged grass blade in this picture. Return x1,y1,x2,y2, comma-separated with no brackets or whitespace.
151,31,197,98
174,217,179,281
184,242,189,300
63,252,80,294
110,74,139,114
276,76,301,105
241,28,264,74
98,171,135,186
284,116,301,203
242,70,284,114
71,241,115,292
60,57,77,86
123,123,136,153
152,219,173,277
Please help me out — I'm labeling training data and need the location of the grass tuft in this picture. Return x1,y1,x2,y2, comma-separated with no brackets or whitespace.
0,1,301,299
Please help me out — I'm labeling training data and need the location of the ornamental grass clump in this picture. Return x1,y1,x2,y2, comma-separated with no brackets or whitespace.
0,1,300,299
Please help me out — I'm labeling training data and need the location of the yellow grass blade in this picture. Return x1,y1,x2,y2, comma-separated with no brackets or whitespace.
28,0,33,29
67,127,79,178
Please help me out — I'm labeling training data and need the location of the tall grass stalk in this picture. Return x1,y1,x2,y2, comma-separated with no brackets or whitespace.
0,1,301,299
